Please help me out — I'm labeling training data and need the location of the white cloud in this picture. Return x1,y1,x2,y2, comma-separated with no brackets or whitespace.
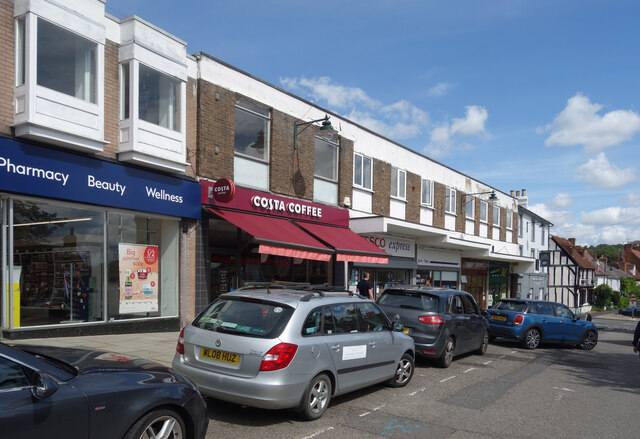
547,192,573,210
579,206,640,227
424,106,489,158
574,152,636,189
623,193,640,206
427,82,454,97
543,93,640,153
280,76,380,110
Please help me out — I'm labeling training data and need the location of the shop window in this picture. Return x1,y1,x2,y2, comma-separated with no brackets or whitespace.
421,179,433,206
445,187,456,214
234,99,270,190
314,137,339,205
354,153,372,190
492,205,500,226
106,213,179,321
480,201,488,223
11,199,105,328
391,167,406,199
37,18,96,103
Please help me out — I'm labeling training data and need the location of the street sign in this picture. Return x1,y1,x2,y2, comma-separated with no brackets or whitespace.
631,296,636,307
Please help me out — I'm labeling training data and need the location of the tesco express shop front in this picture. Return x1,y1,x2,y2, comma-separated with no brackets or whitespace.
0,138,201,339
201,179,388,298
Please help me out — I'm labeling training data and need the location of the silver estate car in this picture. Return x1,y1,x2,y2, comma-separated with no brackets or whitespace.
172,287,415,420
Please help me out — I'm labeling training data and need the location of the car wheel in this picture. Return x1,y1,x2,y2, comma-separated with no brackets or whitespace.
579,330,598,350
475,331,489,355
300,373,332,421
521,328,541,350
388,353,414,387
124,409,185,439
437,337,455,368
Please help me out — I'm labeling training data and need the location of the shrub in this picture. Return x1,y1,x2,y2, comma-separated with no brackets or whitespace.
619,295,630,308
610,290,621,306
593,284,613,309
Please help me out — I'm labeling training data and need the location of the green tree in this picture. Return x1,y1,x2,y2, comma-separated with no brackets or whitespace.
610,290,621,306
621,278,640,296
593,284,613,309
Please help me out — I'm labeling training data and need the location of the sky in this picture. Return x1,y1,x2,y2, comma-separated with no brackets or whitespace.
105,0,640,247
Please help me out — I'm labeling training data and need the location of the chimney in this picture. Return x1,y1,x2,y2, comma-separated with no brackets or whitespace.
569,238,576,246
510,190,514,197
516,188,528,208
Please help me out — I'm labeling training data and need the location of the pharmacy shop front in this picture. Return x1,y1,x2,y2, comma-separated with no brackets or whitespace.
0,138,201,339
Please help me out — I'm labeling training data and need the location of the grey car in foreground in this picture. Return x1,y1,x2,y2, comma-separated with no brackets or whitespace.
173,287,415,420
377,286,489,368
0,342,208,439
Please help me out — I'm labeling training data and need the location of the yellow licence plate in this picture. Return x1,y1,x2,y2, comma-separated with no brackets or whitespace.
200,347,239,365
403,328,410,335
491,315,507,321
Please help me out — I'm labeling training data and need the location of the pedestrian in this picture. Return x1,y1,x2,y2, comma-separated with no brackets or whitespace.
633,319,640,355
357,272,374,301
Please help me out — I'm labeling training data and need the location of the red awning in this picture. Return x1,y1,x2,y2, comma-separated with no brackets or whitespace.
294,222,388,264
209,208,332,262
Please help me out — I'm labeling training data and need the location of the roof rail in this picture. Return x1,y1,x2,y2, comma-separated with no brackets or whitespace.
300,291,326,302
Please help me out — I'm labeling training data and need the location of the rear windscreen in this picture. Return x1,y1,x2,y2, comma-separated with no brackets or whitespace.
193,298,294,338
494,301,528,312
378,291,439,312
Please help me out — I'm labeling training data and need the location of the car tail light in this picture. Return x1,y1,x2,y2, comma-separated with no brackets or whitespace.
260,343,298,371
423,349,436,354
513,314,524,326
419,315,444,325
176,327,185,355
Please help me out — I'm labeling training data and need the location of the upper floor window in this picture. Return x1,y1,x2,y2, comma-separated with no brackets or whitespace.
354,153,372,190
391,167,406,199
235,99,269,160
445,187,456,214
519,214,523,237
541,225,546,244
314,136,339,205
138,64,181,131
233,98,270,190
479,201,488,223
36,18,96,103
421,179,433,206
464,196,474,219
506,210,513,229
531,221,536,242
492,205,500,226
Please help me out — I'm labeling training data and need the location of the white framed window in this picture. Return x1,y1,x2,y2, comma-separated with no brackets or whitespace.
16,17,25,86
531,221,536,242
541,225,546,244
492,205,500,226
234,98,270,190
314,136,339,205
391,167,406,199
36,18,97,103
464,196,474,219
519,214,523,237
445,187,456,214
354,153,372,190
421,179,433,206
138,64,181,132
480,201,488,223
506,210,513,229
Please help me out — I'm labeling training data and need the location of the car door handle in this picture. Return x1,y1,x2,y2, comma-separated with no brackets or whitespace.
368,341,376,347
330,345,341,352
541,319,548,322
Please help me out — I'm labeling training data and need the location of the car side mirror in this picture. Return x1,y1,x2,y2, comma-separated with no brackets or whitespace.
392,322,404,332
481,310,488,317
32,372,58,400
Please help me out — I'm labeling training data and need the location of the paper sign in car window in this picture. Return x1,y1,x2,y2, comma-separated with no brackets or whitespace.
342,345,367,360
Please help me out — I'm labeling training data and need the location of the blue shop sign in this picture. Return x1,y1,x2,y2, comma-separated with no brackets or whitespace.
0,137,201,219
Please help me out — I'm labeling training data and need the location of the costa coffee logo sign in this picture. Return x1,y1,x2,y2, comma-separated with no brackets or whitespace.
212,178,236,203
251,195,323,219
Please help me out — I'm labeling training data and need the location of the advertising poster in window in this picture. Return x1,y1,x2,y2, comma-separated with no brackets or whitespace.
118,244,159,314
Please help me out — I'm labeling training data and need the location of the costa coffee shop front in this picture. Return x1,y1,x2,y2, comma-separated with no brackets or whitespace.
201,180,387,298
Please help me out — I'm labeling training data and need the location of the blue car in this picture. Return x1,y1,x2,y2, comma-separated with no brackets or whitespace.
486,299,598,350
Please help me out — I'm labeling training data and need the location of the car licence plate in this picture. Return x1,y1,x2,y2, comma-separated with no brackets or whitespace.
403,328,410,335
200,347,239,365
491,315,507,321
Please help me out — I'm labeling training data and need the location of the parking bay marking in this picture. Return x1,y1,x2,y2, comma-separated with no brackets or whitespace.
301,426,334,439
440,375,456,382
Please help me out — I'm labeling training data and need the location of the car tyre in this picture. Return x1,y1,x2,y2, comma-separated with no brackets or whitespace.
388,353,414,387
437,337,455,368
124,408,185,439
475,331,489,355
579,330,598,350
521,328,541,350
300,373,332,421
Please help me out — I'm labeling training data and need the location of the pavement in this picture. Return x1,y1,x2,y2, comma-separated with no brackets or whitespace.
3,310,637,370
7,331,181,367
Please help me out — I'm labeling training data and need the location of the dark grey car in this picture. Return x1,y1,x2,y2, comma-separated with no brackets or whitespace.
377,287,489,368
